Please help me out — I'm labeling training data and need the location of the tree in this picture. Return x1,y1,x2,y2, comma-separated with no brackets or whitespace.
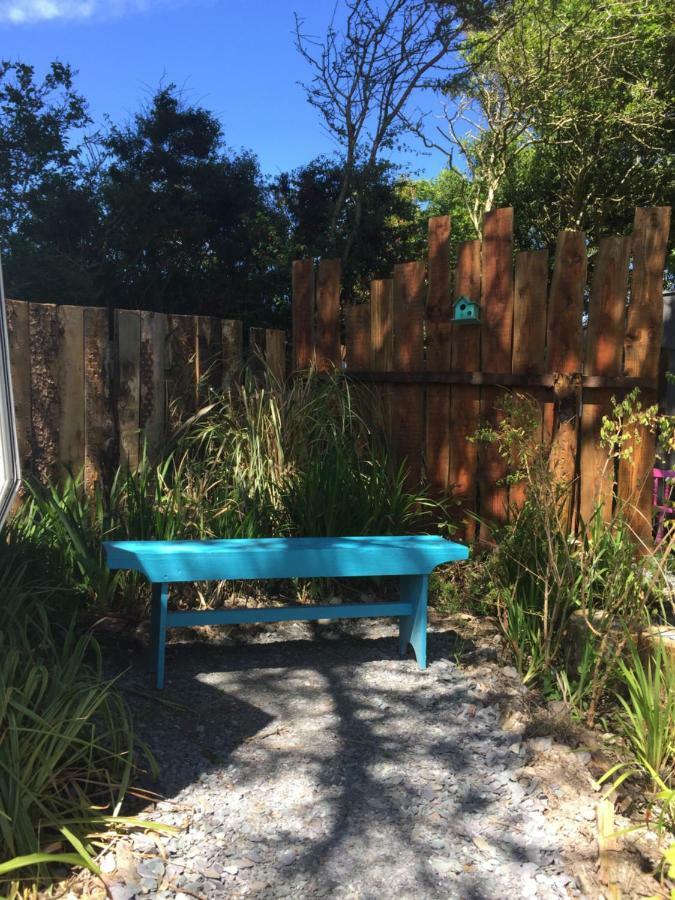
98,87,289,323
0,61,100,301
0,61,90,240
295,0,497,266
413,168,477,245
426,0,674,243
274,156,425,301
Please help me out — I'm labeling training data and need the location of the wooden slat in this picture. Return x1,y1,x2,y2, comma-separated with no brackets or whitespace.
56,305,85,474
393,261,426,490
140,310,168,461
425,216,452,496
316,258,341,370
196,315,222,393
292,259,315,370
624,207,671,381
545,231,587,528
345,304,371,370
167,314,197,426
480,208,514,537
84,307,113,492
29,303,60,483
546,231,587,372
579,236,630,524
248,326,265,380
371,279,394,439
222,319,243,387
265,329,286,383
509,249,549,509
512,250,549,375
449,240,481,540
115,309,140,469
619,207,671,544
6,299,31,471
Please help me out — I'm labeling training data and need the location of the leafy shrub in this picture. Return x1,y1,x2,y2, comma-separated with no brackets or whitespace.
475,392,663,725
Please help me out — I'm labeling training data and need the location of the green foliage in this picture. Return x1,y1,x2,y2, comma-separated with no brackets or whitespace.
0,77,290,325
9,366,448,615
0,555,155,888
440,0,674,247
413,168,478,243
474,392,660,725
273,156,425,303
616,640,675,781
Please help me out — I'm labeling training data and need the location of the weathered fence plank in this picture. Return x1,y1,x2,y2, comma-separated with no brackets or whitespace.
480,208,514,538
5,301,253,486
449,240,481,540
346,304,371,370
57,305,85,474
370,279,394,439
546,231,587,528
84,307,114,492
140,310,167,461
222,319,243,386
7,300,31,471
167,314,197,426
509,249,549,510
30,303,60,483
265,329,286,383
316,259,341,370
425,216,452,496
115,309,141,469
393,262,426,489
292,259,314,370
579,236,630,523
197,315,223,392
618,207,672,544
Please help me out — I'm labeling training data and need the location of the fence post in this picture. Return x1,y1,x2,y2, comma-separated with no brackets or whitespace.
479,208,514,540
425,216,452,497
618,207,672,545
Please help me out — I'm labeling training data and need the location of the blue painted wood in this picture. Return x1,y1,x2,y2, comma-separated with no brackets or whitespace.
151,582,168,690
398,575,428,668
166,600,413,629
102,535,470,689
103,535,468,583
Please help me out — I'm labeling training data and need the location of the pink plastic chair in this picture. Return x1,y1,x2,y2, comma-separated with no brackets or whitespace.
653,468,675,544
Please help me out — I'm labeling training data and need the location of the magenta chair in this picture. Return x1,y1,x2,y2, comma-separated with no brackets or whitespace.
653,468,675,544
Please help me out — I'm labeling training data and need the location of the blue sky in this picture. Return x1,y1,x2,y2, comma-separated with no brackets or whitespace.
0,0,449,179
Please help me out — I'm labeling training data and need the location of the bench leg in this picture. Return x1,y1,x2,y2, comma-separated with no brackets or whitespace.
150,582,169,690
398,575,428,669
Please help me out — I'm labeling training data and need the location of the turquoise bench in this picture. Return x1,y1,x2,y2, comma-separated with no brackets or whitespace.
103,535,469,689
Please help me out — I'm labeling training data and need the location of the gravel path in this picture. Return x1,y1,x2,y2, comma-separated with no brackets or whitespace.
99,619,611,899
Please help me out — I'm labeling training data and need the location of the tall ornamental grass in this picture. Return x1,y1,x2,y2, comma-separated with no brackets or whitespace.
7,366,448,613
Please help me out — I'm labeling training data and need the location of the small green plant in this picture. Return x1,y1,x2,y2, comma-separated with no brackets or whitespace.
616,639,675,781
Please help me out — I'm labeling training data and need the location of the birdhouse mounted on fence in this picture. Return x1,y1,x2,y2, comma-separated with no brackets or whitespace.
452,296,481,324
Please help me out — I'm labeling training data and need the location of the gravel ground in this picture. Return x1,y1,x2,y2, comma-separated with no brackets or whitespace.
89,617,658,899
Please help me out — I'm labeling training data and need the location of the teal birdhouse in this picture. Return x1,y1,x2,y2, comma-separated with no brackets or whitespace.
452,295,480,323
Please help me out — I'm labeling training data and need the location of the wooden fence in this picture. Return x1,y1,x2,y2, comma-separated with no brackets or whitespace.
292,206,672,543
6,302,286,490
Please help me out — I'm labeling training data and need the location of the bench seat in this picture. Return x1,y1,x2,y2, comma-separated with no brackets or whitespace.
103,535,469,689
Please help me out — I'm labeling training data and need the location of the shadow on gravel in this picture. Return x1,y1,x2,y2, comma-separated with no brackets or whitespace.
116,626,554,898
